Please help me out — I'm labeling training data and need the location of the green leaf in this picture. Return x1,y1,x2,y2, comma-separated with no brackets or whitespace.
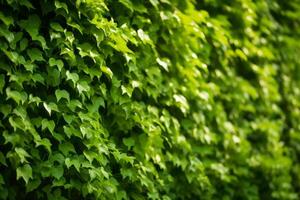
26,178,41,192
18,15,47,49
149,0,159,8
31,73,45,84
55,89,70,102
55,1,69,14
0,11,13,26
19,15,41,38
50,22,64,32
77,81,90,94
35,138,52,153
13,106,27,120
63,125,81,138
20,38,28,52
0,174,4,185
119,0,133,12
50,165,64,180
6,88,28,104
27,48,44,62
19,0,34,8
41,119,55,134
66,70,79,86
66,20,83,34
15,147,31,163
120,168,134,180
67,100,82,112
28,94,42,105
0,24,14,43
0,104,11,117
3,130,20,146
121,85,133,97
87,96,105,112
137,29,151,45
43,102,59,116
0,152,7,166
2,50,19,63
0,74,5,93
23,62,35,72
101,66,113,79
34,35,47,49
156,57,169,71
65,157,81,172
59,142,76,156
10,31,23,50
123,137,135,149
83,150,98,163
47,67,61,87
17,164,32,184
49,58,64,71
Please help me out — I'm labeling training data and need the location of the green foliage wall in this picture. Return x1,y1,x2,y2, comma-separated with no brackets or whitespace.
1,0,300,199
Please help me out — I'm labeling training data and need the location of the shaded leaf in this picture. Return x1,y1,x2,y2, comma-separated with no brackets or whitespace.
17,164,32,184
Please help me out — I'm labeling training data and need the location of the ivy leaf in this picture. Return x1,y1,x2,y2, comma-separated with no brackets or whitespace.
50,22,64,32
41,119,55,134
50,165,64,180
0,11,13,26
33,35,47,49
43,102,59,116
55,1,69,14
137,29,151,45
149,0,159,8
156,57,169,71
65,157,81,172
120,168,134,180
173,94,189,114
17,164,32,184
19,15,41,38
27,48,44,62
20,38,28,52
0,74,5,93
59,142,76,156
6,88,28,105
48,68,61,87
121,85,133,97
49,58,64,71
67,100,82,112
101,66,113,79
77,81,90,94
19,0,34,9
66,70,79,86
55,89,70,102
28,94,42,106
31,73,45,84
26,178,41,193
83,150,98,164
35,138,52,153
87,96,105,112
0,24,14,43
123,137,135,149
3,130,20,146
0,104,11,118
13,106,27,120
119,0,133,12
15,147,31,163
63,125,81,138
0,152,7,166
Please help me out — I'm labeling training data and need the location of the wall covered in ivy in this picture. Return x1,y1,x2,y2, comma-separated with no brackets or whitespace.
0,0,300,199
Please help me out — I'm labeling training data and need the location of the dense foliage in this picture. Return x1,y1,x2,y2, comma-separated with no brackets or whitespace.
1,0,300,199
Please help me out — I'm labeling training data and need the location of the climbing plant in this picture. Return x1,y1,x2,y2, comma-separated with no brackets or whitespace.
0,0,300,199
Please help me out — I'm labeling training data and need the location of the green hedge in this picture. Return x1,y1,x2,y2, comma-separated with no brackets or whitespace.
1,0,300,199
